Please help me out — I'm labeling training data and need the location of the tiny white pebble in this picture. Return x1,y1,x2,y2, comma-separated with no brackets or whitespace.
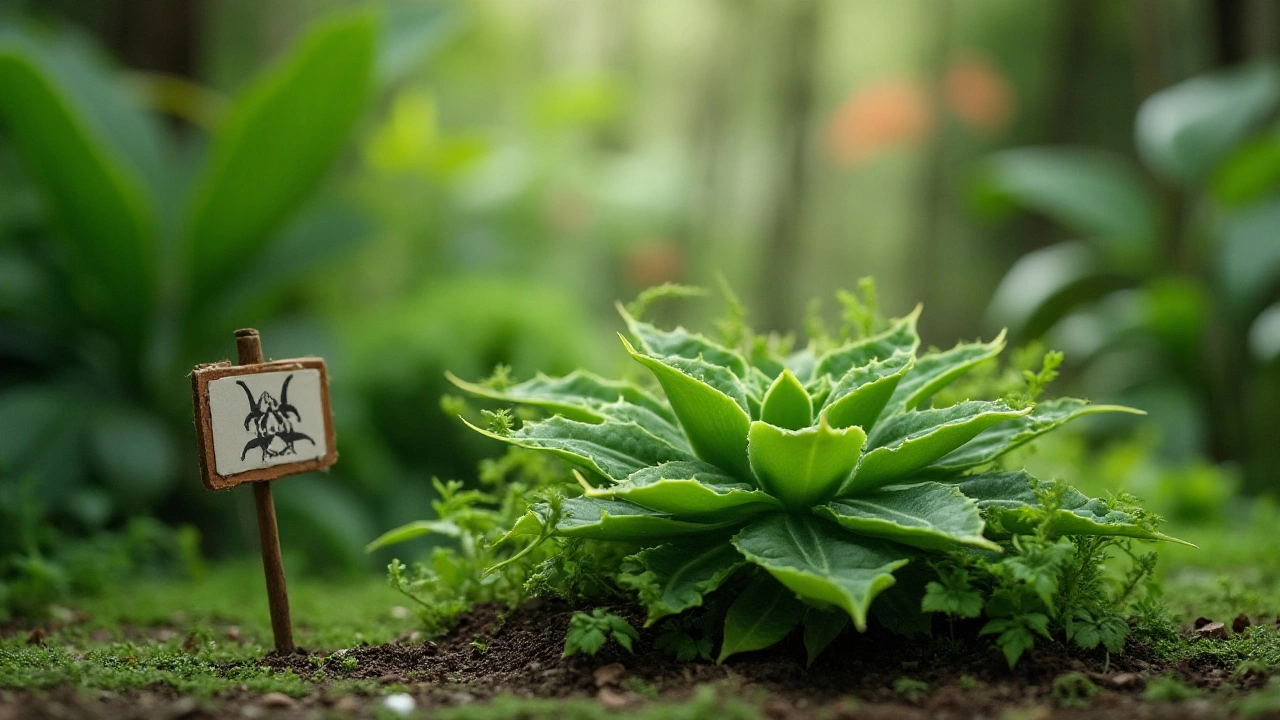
382,693,416,716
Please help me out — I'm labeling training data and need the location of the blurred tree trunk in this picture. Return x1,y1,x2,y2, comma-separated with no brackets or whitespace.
758,0,820,334
913,0,952,341
109,0,202,79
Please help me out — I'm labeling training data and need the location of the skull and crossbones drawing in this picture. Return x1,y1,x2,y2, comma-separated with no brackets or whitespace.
237,374,315,461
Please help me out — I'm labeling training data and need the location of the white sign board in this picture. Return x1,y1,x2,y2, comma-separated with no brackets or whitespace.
191,358,337,490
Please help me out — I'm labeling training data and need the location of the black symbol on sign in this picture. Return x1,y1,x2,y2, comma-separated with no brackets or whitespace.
237,374,315,461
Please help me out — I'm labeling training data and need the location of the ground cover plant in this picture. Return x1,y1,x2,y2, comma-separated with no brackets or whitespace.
380,284,1184,668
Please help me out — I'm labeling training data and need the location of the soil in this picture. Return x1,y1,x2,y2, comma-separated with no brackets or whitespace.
3,601,1275,719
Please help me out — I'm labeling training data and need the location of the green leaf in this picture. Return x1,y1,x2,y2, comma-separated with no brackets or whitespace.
617,537,746,626
955,471,1188,544
1212,132,1280,206
364,519,461,552
925,399,1142,475
984,242,1119,338
973,148,1158,266
760,369,812,430
1136,63,1280,185
462,414,691,483
870,565,934,638
849,402,1029,494
748,419,866,509
588,461,782,517
921,567,983,619
1218,200,1280,315
821,351,913,431
0,37,156,345
622,336,753,481
717,574,805,663
618,303,747,376
732,513,909,631
447,369,673,425
812,307,921,380
885,332,1006,414
520,497,737,542
802,608,850,666
816,482,998,552
185,11,377,301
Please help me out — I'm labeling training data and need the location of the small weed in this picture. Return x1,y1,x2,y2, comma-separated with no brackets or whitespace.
1144,674,1201,702
892,677,929,702
563,608,638,658
470,637,490,655
958,674,978,691
1050,672,1098,708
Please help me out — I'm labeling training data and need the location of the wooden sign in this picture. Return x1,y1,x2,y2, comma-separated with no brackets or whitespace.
189,328,338,653
191,357,337,490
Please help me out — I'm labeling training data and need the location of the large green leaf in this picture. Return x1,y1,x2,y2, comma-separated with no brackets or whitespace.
364,519,461,552
185,11,377,301
816,482,998,551
973,148,1158,266
759,369,812,430
717,573,805,663
812,307,921,380
984,242,1125,338
463,415,691,483
821,351,913,431
748,419,866,509
516,497,737,542
955,471,1187,544
618,303,747,376
588,460,781,517
617,537,746,626
802,608,850,666
849,402,1029,493
1136,63,1280,185
623,336,753,481
884,332,1006,414
0,37,156,345
732,514,909,631
1218,200,1280,315
447,369,673,424
925,398,1142,475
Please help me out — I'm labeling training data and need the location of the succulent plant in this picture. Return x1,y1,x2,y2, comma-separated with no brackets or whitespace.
448,295,1171,662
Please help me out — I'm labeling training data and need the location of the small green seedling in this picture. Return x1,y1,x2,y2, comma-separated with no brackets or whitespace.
563,608,639,658
893,677,929,702
1051,672,1098,708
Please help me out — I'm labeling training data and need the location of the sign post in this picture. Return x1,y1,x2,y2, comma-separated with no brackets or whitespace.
190,328,338,653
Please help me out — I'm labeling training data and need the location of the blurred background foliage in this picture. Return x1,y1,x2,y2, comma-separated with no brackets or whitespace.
0,0,1278,616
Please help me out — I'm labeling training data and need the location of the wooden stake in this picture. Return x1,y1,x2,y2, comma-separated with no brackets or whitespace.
235,328,296,654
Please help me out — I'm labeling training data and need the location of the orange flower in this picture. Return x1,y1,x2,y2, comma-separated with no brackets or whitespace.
825,78,932,165
944,54,1015,133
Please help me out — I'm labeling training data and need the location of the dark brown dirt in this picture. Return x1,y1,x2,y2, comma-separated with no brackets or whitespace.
4,601,1277,719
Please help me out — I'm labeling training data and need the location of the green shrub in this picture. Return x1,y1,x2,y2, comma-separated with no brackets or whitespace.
420,284,1179,664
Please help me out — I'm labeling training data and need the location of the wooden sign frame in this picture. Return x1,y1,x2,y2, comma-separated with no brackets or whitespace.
191,357,338,491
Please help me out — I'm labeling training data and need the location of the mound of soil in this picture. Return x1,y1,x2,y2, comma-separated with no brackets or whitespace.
258,600,1256,718
4,601,1268,719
